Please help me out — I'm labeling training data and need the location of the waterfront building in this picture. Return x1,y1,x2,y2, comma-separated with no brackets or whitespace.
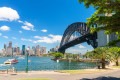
43,47,46,54
7,41,13,56
36,45,40,56
8,41,12,48
37,49,40,56
36,45,40,49
7,47,13,56
49,45,59,53
22,45,25,55
1,49,6,57
50,48,57,52
40,46,43,55
17,47,20,55
4,43,7,51
32,46,36,54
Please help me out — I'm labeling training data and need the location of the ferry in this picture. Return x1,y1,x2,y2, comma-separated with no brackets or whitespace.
4,59,18,64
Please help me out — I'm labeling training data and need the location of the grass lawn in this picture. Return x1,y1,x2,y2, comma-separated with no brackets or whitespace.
15,79,53,80
57,69,113,74
112,66,120,69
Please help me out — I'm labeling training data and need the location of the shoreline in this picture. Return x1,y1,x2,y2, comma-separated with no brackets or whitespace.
0,66,119,74
51,58,99,63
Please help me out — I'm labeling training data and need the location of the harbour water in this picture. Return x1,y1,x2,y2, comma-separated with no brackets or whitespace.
0,57,97,71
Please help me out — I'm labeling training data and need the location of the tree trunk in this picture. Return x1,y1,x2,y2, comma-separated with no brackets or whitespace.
116,60,119,66
101,58,105,69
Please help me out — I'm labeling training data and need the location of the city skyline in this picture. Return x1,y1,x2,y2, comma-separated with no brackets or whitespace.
0,0,95,53
0,41,47,57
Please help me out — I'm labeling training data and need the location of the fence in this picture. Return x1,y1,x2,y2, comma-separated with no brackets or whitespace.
0,64,97,73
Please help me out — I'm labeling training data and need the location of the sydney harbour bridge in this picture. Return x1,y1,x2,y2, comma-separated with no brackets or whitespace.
58,22,116,54
58,22,98,54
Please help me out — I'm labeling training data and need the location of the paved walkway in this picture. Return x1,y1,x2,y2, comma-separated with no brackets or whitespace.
0,70,120,80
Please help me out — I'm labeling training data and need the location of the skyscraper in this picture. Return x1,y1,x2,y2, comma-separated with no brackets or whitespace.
22,45,25,55
7,41,13,56
17,47,20,55
4,43,7,51
32,46,36,54
9,41,12,48
36,45,40,56
43,47,46,54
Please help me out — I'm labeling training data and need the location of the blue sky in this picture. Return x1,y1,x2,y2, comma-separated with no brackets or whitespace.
0,0,95,54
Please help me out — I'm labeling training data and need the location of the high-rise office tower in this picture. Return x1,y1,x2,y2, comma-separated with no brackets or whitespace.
40,46,43,55
7,41,13,56
32,46,36,54
17,47,20,55
36,45,40,56
43,47,46,54
9,41,12,48
36,45,40,49
4,43,7,50
22,45,25,55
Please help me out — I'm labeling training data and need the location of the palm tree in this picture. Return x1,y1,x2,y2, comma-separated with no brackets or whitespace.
85,47,111,69
109,47,120,66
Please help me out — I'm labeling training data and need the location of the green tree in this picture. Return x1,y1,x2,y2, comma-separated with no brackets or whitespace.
65,53,71,59
49,52,57,57
78,0,120,45
54,53,63,59
72,54,79,59
109,47,120,66
85,47,111,69
84,51,94,59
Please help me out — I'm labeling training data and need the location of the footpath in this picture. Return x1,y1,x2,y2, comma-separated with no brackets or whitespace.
0,69,120,80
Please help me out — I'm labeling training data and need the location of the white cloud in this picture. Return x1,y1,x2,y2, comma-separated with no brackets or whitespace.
33,34,62,43
3,36,8,38
0,7,19,21
41,29,47,32
21,38,32,42
21,21,36,31
0,33,2,36
22,26,31,30
19,31,22,33
18,20,23,23
79,44,86,48
24,21,34,27
0,26,10,31
12,37,17,39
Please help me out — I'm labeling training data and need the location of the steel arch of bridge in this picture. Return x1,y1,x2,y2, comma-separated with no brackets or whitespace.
58,22,98,54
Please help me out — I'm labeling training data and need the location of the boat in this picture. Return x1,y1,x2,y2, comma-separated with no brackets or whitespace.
4,59,18,64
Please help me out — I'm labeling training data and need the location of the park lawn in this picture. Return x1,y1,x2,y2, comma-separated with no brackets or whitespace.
14,78,54,80
112,66,120,69
57,69,113,74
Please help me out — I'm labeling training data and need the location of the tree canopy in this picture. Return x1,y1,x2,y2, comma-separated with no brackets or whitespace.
109,47,120,66
78,0,120,45
84,47,111,69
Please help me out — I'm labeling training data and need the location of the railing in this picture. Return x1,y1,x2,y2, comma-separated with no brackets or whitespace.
0,65,97,73
14,65,97,72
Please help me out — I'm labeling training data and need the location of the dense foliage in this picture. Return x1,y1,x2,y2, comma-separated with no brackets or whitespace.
84,47,120,69
54,52,63,59
109,47,120,66
84,47,111,69
78,0,120,46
